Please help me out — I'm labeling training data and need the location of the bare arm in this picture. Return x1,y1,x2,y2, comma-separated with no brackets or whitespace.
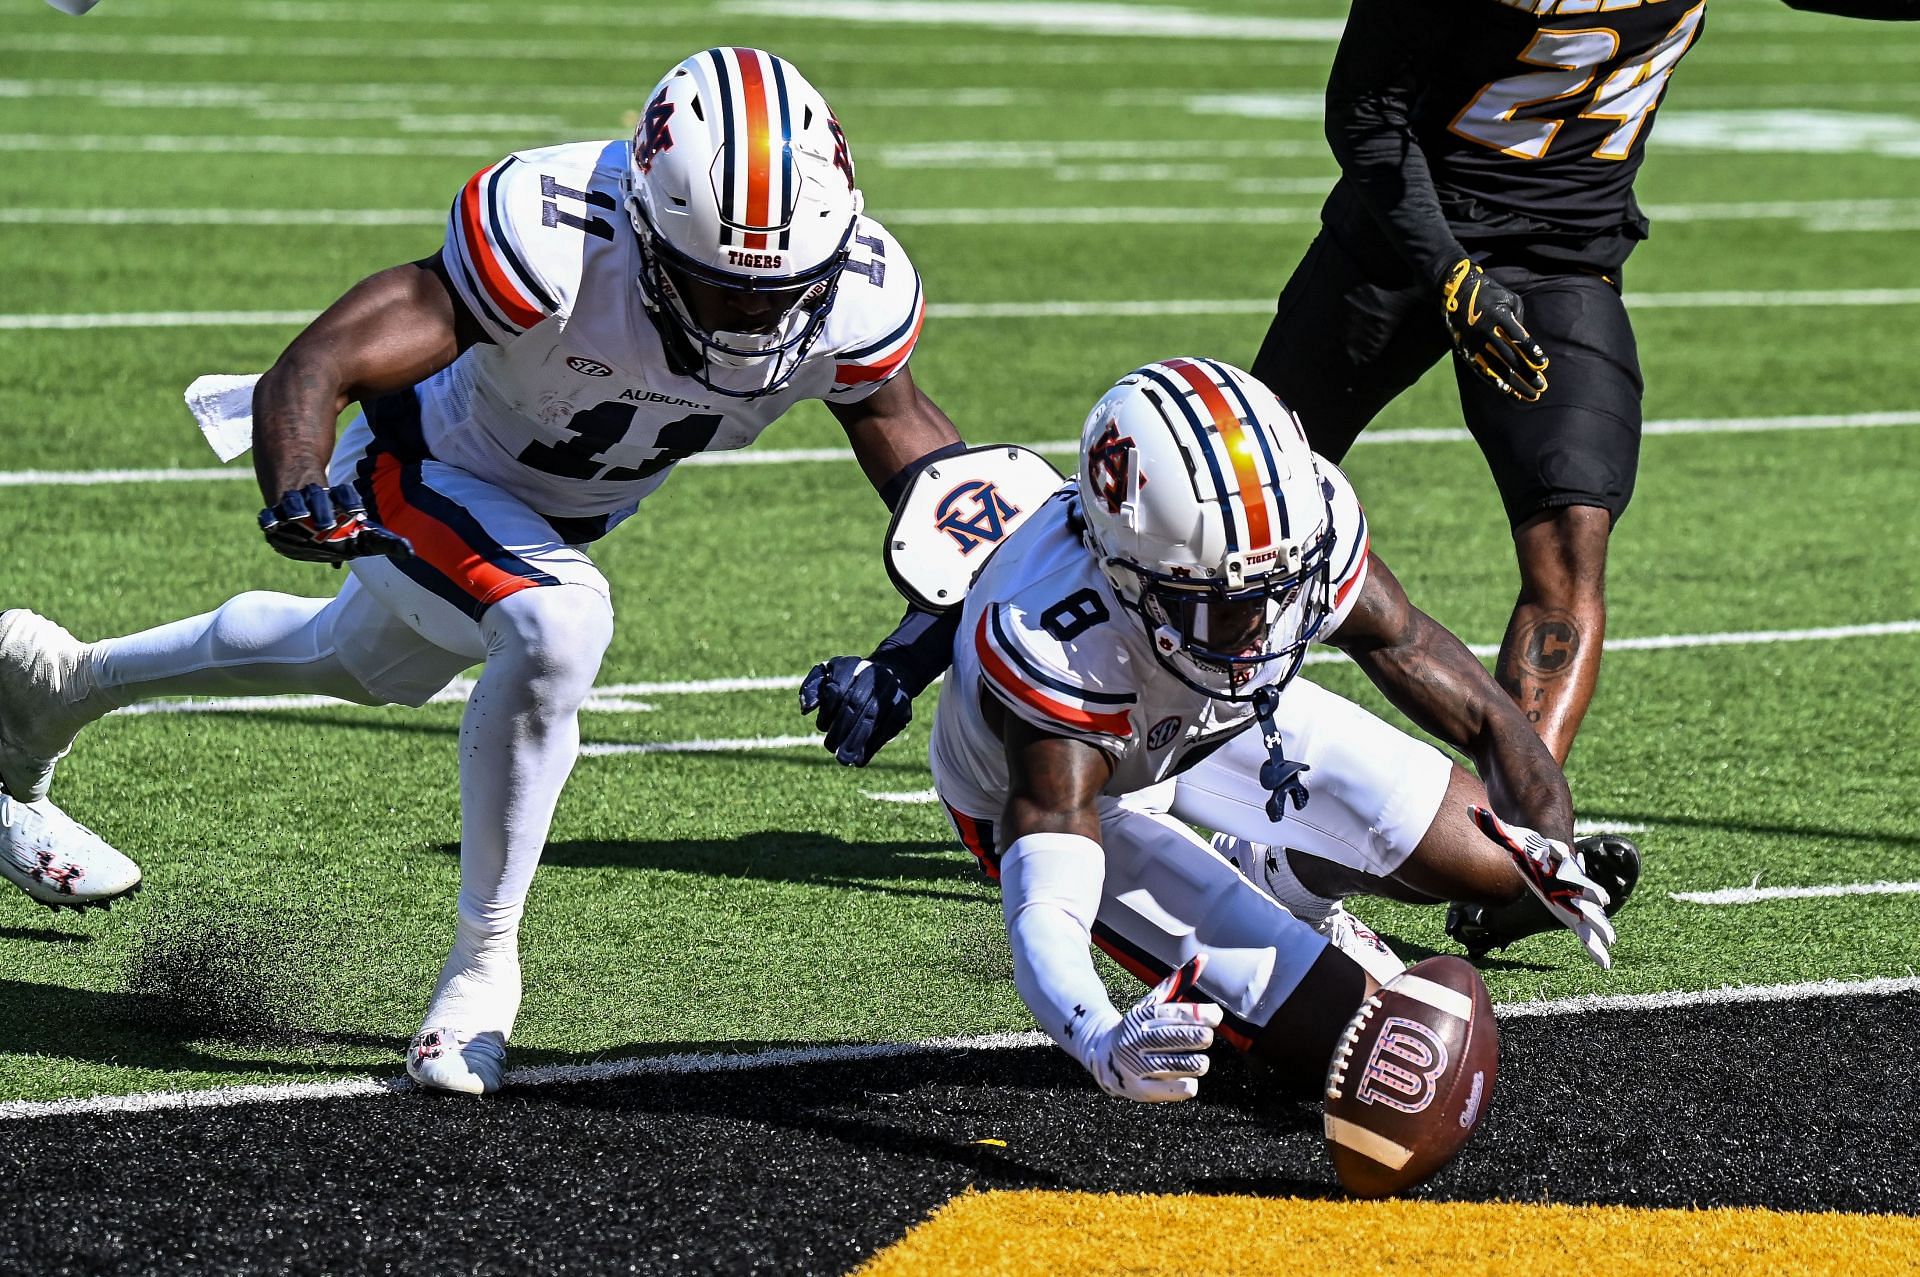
985,690,1116,844
1330,552,1574,843
826,366,965,497
251,252,483,503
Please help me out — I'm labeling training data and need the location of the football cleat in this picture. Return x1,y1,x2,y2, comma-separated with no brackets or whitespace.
407,1027,508,1096
1212,833,1405,983
1318,906,1407,985
0,792,142,909
1447,832,1642,960
0,609,95,804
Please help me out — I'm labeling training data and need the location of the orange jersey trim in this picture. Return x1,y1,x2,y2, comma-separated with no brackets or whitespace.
976,613,1133,737
457,167,545,331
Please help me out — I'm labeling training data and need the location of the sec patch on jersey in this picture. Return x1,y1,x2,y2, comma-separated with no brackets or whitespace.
1322,956,1499,1198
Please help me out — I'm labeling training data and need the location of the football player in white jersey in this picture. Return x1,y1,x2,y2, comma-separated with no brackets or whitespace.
927,358,1626,1098
0,48,968,1094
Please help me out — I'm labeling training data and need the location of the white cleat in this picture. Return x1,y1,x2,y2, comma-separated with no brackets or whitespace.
0,610,94,804
408,1027,508,1095
1211,832,1405,983
1315,905,1406,985
0,792,142,910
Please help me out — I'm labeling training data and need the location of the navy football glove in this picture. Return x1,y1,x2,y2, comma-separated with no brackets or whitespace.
799,656,912,767
259,482,412,566
1439,257,1549,403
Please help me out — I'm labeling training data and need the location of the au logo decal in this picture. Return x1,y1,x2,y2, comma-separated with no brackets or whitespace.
934,481,1020,555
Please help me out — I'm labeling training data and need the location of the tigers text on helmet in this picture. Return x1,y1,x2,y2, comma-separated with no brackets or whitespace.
624,47,862,398
1075,358,1337,702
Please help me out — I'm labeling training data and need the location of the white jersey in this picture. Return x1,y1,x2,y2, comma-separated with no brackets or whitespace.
929,462,1371,815
398,139,924,530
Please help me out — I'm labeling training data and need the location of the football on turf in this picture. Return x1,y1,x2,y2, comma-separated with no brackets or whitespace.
1322,955,1498,1198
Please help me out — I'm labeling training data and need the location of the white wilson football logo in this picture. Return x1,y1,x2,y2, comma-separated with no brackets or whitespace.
1356,1016,1449,1114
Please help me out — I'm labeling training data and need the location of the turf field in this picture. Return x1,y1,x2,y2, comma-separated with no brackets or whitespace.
1,0,1917,1271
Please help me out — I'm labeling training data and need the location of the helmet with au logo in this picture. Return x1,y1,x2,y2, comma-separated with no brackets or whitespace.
624,47,861,397
1076,358,1336,701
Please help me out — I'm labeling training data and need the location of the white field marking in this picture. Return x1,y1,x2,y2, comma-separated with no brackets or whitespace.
1671,881,1920,906
88,619,1920,728
19,289,1919,335
1183,91,1325,120
873,140,1326,166
578,735,822,758
0,133,525,158
6,411,1920,489
5,975,1916,1122
0,32,1326,69
1656,110,1920,160
1497,975,1920,1019
720,1,1345,41
16,198,1920,234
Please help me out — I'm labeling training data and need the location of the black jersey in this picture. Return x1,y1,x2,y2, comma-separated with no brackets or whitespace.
1419,0,1707,236
1320,0,1709,278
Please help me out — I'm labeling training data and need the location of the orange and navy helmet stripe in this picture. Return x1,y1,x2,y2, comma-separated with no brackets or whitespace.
1163,358,1275,552
710,47,796,250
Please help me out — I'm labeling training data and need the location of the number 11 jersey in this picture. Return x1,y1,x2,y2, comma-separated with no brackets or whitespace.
408,139,924,529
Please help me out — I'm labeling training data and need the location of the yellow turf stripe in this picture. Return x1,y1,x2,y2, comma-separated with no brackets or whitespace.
854,1191,1920,1276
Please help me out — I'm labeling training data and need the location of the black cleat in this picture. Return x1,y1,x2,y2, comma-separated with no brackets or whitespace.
1446,833,1642,959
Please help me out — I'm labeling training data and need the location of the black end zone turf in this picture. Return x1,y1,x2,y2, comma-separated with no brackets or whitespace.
3,993,1915,1275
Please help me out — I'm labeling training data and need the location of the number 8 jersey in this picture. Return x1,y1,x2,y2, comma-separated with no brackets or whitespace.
929,467,1371,817
406,139,924,531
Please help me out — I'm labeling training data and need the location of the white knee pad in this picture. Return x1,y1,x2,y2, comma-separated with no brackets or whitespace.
479,584,615,711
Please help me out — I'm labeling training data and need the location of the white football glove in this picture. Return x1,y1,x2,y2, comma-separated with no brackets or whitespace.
1083,955,1223,1103
1470,805,1616,969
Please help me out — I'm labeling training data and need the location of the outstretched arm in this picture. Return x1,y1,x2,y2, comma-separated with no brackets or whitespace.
249,254,485,564
988,699,1219,1102
253,252,482,502
1329,551,1574,844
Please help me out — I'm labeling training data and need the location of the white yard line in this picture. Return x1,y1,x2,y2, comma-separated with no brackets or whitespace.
3,974,1912,1122
720,1,1344,41
8,290,1920,334
1496,975,1920,1018
85,620,1915,728
16,202,1920,234
3,410,1918,489
1671,881,1920,906
578,735,822,758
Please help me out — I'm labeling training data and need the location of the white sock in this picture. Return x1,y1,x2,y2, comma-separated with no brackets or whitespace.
1214,833,1341,922
447,582,612,942
422,915,523,1036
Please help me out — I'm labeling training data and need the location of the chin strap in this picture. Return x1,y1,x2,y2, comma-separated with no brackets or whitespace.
1251,684,1311,822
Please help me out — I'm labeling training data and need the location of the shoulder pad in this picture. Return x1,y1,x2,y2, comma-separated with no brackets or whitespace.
885,445,1068,611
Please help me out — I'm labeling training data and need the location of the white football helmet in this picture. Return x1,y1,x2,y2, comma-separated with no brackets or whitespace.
1076,358,1337,701
624,47,862,398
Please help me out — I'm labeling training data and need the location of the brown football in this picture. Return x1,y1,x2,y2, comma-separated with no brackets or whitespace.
1321,955,1499,1198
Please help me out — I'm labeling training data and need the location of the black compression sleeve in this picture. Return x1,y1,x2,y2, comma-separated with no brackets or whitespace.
870,603,960,698
1324,0,1468,284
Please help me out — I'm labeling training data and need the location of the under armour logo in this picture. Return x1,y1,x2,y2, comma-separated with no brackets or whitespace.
634,87,675,174
934,480,1019,555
